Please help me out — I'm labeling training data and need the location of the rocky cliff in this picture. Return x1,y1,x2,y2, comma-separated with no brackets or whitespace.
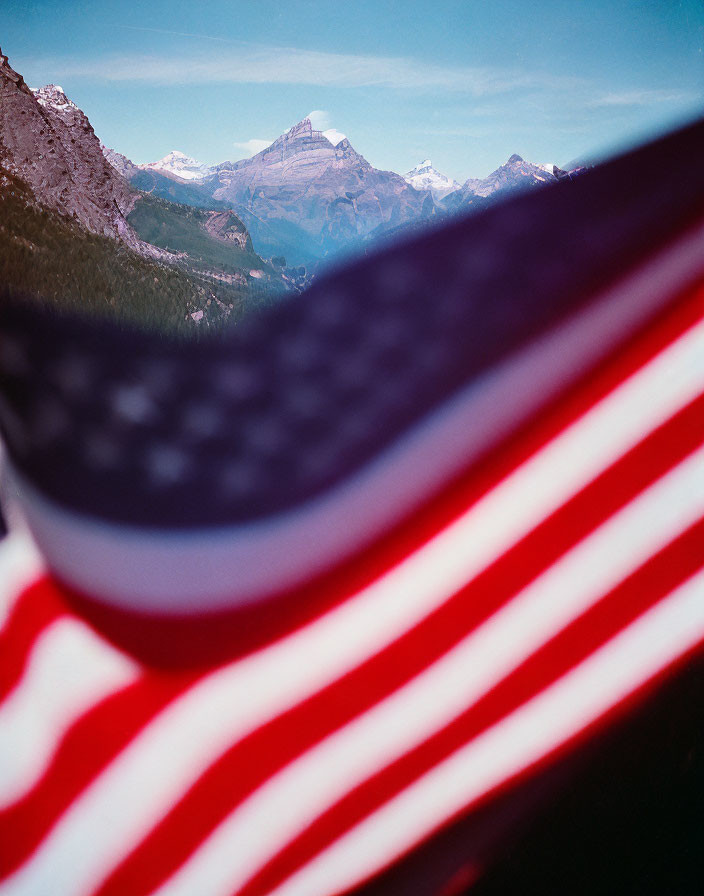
102,145,139,180
0,48,137,244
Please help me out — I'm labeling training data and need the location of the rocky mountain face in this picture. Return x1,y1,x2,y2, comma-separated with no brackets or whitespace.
1,48,288,328
0,48,137,244
102,145,139,180
466,152,556,196
403,159,460,200
142,150,214,182
206,118,436,265
201,209,252,250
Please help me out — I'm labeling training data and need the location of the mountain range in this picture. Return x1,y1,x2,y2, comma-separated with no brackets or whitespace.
128,129,560,264
0,47,288,332
139,141,555,207
1,44,575,329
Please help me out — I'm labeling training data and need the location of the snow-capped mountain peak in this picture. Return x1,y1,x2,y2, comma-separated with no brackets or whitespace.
30,84,77,112
141,151,214,182
403,159,460,199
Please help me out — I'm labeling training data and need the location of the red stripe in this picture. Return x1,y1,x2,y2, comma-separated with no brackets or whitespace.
338,618,704,896
0,669,201,879
89,392,704,896
238,520,704,896
0,577,66,703
3,285,701,889
65,281,704,668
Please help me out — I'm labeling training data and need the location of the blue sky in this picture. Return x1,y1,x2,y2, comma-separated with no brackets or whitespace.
2,0,703,179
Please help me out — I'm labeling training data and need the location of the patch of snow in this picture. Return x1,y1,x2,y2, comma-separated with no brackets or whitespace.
403,160,461,199
323,128,347,147
30,84,76,111
141,150,214,181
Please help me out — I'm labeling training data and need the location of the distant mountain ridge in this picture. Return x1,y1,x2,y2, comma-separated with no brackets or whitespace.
461,153,555,198
440,153,557,216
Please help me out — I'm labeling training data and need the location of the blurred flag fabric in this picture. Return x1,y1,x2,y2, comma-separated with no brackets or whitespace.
0,118,703,896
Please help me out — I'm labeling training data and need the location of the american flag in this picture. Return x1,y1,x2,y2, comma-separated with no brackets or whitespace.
0,117,702,896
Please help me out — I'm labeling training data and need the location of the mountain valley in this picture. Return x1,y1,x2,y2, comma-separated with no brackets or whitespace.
0,48,288,331
1,45,576,331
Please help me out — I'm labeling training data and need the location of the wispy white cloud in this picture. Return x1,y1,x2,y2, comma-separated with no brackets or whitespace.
23,46,578,95
116,25,235,43
232,138,273,157
587,88,701,108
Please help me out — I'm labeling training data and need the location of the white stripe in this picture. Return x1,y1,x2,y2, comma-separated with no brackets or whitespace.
148,447,704,896
14,219,704,612
1,321,701,896
271,568,704,896
0,618,139,809
0,531,44,630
